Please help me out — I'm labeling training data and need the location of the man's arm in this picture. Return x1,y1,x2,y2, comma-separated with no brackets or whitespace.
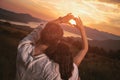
73,17,88,66
51,13,74,24
17,24,45,65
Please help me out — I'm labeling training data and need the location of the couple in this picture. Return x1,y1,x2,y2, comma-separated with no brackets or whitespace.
16,13,88,80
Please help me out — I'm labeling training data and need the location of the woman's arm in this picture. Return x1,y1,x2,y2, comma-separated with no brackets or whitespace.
73,17,88,66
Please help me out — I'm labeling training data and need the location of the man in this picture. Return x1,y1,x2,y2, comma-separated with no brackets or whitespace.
16,14,78,80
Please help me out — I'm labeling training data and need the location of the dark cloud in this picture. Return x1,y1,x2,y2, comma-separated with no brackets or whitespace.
98,0,120,5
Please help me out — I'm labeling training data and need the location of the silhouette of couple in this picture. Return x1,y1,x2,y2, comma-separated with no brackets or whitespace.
16,13,88,80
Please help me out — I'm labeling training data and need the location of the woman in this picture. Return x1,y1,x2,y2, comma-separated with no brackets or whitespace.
45,41,78,80
44,17,88,80
16,13,88,80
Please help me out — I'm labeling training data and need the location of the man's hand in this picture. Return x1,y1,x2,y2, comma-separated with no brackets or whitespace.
60,13,74,23
52,13,74,24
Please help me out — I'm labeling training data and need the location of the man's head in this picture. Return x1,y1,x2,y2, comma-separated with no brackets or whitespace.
40,22,63,45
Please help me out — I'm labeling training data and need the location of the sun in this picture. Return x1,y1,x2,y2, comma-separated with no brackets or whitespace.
69,19,76,25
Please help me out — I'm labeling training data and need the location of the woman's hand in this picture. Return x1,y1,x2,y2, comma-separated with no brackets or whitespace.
74,17,83,29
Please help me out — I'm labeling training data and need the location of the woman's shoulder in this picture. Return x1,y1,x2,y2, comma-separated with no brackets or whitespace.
68,63,79,80
73,63,78,69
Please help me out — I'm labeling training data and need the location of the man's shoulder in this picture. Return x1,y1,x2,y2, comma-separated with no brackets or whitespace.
37,22,48,29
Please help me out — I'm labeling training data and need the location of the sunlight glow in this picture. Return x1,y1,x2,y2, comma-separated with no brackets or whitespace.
69,19,76,25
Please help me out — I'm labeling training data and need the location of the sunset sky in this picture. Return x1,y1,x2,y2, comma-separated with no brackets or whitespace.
1,0,120,36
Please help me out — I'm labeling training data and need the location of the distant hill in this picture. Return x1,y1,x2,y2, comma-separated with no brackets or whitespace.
85,27,120,40
89,40,120,51
65,36,120,51
61,24,120,40
0,8,43,23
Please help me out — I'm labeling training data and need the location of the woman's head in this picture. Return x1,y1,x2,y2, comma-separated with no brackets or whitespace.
45,42,74,80
40,22,63,46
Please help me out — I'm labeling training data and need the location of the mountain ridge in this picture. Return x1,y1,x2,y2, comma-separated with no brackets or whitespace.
0,8,43,23
61,24,120,40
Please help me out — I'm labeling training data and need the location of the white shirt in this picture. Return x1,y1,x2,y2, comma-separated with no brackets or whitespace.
16,23,80,80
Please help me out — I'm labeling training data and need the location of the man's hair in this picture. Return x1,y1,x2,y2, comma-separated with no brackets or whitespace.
40,22,63,45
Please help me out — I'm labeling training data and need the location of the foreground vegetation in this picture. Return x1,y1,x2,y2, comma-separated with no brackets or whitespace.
0,22,120,80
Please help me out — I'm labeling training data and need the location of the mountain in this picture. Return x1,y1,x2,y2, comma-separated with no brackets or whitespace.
60,24,120,40
64,36,120,51
85,27,120,40
0,8,43,23
89,40,120,51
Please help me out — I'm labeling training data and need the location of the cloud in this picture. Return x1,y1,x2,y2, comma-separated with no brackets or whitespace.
34,0,120,36
98,0,120,4
97,0,120,7
83,0,120,35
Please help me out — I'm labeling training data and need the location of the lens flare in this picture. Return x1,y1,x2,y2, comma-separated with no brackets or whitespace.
69,19,76,25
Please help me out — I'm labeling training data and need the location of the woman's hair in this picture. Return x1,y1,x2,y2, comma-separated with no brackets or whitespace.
45,42,74,80
40,22,63,45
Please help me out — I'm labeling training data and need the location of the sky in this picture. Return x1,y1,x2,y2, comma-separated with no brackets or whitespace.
0,0,120,36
